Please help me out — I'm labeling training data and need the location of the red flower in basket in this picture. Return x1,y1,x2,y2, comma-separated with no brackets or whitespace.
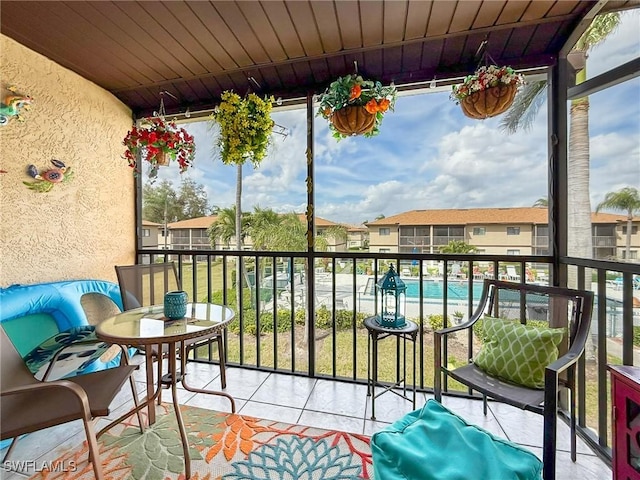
123,117,195,179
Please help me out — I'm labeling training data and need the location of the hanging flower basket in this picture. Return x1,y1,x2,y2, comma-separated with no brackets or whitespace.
459,83,518,119
330,105,376,136
451,65,524,119
123,117,195,179
317,74,397,139
209,91,274,167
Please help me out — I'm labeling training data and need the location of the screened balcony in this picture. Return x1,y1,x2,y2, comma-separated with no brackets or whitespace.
1,1,639,479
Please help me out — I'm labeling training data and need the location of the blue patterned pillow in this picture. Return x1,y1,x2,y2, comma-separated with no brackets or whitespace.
23,326,111,380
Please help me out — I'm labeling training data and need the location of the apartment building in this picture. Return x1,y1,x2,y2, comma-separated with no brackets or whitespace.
346,225,368,250
367,207,640,261
147,214,349,253
141,220,162,249
166,216,220,252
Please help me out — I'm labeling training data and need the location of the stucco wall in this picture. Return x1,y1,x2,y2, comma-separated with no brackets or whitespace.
0,35,135,286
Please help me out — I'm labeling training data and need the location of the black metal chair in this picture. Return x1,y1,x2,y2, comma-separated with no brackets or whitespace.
114,263,227,391
434,279,594,480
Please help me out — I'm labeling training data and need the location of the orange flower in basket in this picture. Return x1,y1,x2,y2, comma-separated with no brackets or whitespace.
377,99,391,112
317,73,397,139
365,99,378,114
349,84,362,100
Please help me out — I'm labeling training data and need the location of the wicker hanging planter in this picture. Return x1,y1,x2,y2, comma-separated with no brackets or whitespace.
330,106,376,136
459,83,518,119
318,74,397,139
450,64,524,120
154,150,170,166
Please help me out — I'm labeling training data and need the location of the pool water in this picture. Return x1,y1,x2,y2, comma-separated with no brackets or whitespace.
403,279,483,300
364,278,483,301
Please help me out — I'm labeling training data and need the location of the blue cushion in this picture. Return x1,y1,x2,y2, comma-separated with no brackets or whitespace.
371,399,542,480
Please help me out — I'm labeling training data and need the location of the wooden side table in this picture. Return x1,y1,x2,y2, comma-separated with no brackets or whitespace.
608,364,640,480
364,316,418,421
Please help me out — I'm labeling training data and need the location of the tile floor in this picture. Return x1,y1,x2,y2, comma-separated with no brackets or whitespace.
1,358,612,479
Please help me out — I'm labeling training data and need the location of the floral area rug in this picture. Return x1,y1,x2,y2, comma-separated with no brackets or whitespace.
30,403,373,479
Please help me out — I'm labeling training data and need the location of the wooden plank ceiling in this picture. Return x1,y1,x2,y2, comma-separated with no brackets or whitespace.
1,0,626,118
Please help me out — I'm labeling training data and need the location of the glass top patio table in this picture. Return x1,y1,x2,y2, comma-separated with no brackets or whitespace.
95,302,235,480
96,302,234,345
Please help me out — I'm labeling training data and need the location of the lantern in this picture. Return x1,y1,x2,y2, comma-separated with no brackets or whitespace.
376,264,407,328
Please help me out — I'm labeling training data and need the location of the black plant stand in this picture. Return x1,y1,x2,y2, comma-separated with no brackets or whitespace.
364,316,418,421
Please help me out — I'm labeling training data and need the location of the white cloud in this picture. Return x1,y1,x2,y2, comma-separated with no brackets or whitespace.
588,11,640,77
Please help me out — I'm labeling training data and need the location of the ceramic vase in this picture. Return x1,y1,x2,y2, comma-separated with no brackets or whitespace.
164,290,188,319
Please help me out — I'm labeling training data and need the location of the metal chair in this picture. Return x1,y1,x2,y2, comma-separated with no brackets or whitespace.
434,279,594,480
114,263,227,390
1,327,141,480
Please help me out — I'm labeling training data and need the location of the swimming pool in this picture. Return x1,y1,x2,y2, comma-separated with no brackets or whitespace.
364,278,483,301
404,279,484,301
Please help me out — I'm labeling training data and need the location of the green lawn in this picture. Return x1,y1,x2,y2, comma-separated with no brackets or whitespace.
178,261,233,303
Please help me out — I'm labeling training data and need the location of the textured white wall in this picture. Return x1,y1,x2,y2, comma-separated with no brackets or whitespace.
0,35,136,286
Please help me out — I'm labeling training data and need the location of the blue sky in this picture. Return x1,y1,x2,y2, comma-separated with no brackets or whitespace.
149,11,639,225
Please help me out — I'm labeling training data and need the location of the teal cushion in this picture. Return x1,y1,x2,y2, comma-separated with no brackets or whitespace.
474,316,565,389
1,313,59,356
371,400,542,480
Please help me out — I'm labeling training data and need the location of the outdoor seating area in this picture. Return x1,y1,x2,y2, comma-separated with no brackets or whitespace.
0,361,612,479
0,266,622,479
435,280,594,480
1,1,639,479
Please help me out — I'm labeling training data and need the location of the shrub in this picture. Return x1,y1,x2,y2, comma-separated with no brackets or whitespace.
315,305,332,329
427,314,444,331
209,287,254,311
634,326,640,347
473,319,485,342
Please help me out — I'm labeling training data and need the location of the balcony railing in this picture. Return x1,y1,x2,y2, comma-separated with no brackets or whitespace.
138,248,640,467
432,236,465,245
593,236,618,247
534,235,549,246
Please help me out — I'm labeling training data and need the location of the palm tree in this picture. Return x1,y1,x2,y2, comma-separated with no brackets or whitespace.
248,206,284,250
250,211,347,346
596,187,640,261
500,13,619,268
532,197,548,208
207,206,248,249
439,240,478,254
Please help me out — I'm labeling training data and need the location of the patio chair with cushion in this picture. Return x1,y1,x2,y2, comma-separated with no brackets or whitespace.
115,263,227,391
0,326,141,480
434,279,594,480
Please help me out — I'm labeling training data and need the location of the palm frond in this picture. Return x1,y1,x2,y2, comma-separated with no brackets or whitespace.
499,81,547,134
575,12,620,51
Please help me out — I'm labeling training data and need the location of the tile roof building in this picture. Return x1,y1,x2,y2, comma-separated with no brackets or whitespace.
366,208,639,260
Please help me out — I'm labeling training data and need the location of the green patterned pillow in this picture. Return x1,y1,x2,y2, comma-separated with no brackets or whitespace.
474,316,565,389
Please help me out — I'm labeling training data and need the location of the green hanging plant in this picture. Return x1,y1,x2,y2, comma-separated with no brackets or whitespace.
209,91,274,165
